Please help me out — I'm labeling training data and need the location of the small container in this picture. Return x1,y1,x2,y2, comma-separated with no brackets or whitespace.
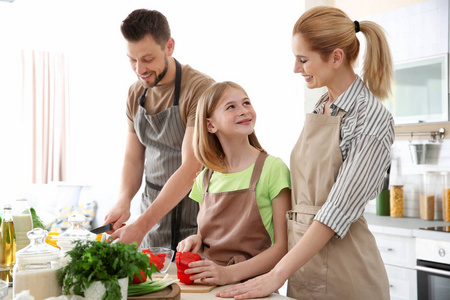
376,189,390,216
390,185,404,217
57,213,97,265
13,228,62,300
12,199,33,251
421,171,444,220
443,171,450,222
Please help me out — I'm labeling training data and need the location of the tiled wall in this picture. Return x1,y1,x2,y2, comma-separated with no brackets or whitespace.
366,138,450,219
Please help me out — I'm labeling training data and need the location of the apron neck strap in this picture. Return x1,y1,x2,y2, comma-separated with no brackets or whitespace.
249,151,268,190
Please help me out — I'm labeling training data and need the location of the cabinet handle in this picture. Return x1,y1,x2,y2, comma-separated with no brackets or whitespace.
389,284,394,288
378,247,393,252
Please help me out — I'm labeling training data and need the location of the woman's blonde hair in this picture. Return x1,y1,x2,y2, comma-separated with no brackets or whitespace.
293,6,393,99
194,81,263,172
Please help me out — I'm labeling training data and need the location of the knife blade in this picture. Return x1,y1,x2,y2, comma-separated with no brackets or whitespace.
90,223,113,234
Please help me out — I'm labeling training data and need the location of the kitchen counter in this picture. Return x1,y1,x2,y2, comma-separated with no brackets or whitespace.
365,212,450,241
5,263,294,300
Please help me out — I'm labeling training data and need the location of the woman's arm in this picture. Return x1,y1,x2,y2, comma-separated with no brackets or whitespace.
216,220,334,299
185,188,291,285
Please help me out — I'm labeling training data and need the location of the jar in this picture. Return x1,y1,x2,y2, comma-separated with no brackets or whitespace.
12,199,33,251
443,171,450,222
57,213,97,266
390,185,404,217
13,228,62,300
421,171,444,220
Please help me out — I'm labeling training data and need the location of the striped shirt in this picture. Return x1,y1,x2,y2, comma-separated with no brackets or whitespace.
313,76,395,239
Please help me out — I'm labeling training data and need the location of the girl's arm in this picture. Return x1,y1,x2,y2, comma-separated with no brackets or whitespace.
185,188,291,285
216,220,334,298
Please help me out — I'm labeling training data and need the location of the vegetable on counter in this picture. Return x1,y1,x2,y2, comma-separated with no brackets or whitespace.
57,240,154,300
142,249,166,271
175,252,201,285
30,207,46,229
128,274,179,296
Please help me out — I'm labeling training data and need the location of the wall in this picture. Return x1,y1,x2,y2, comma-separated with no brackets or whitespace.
0,0,306,205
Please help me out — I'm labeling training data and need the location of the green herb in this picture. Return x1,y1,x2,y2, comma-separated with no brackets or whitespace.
128,274,179,296
57,240,153,300
30,207,46,229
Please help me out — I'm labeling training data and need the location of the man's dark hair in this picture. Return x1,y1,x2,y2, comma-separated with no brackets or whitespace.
121,9,171,49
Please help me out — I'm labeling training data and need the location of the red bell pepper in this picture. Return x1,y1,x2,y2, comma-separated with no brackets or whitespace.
132,269,147,284
142,250,166,271
175,252,201,285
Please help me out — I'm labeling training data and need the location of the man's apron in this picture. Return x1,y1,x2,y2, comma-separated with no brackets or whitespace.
287,110,389,300
197,151,272,266
134,59,199,251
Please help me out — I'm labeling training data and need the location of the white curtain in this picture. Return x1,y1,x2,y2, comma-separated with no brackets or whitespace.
21,50,69,183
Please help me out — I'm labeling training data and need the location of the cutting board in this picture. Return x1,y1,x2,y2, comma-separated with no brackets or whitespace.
153,274,216,293
128,283,181,300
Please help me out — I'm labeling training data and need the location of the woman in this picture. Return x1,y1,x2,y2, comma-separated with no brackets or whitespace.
217,6,394,300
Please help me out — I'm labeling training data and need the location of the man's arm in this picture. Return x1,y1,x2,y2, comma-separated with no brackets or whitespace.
104,132,145,229
109,126,202,245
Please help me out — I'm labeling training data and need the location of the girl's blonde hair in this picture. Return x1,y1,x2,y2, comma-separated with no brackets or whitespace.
293,6,393,99
194,81,263,172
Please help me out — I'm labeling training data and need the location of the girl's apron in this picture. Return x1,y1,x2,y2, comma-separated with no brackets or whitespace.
197,151,272,266
287,110,389,300
134,59,199,251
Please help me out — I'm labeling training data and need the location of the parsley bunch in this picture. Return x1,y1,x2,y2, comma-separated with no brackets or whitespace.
57,240,153,300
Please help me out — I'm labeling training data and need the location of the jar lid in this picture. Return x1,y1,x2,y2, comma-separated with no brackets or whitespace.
390,184,404,188
57,213,97,250
16,228,60,260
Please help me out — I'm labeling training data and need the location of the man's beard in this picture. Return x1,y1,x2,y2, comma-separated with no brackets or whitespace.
143,57,169,88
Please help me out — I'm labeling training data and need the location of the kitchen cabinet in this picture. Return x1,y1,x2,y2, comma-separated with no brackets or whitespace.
372,231,417,300
365,213,450,300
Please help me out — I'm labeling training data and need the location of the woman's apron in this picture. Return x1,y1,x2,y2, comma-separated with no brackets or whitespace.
197,151,272,266
134,59,199,251
287,110,389,300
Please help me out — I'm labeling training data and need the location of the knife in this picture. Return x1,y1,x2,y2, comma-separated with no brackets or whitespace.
90,223,113,234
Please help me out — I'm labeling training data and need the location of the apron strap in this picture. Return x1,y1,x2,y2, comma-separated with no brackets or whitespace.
203,168,214,194
138,88,148,107
248,151,268,191
173,58,182,106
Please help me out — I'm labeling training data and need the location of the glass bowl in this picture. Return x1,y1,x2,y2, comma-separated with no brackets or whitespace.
140,247,174,274
0,279,7,300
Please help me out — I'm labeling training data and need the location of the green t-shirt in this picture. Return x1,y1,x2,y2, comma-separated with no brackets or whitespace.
189,155,291,242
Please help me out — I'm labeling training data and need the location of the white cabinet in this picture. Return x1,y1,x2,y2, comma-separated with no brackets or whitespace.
372,232,417,300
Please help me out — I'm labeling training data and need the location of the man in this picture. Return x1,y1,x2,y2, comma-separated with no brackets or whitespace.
105,9,214,251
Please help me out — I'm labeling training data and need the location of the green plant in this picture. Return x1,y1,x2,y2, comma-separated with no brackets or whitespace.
57,240,153,300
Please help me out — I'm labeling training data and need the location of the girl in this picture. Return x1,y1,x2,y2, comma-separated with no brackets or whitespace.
177,81,291,286
218,6,394,300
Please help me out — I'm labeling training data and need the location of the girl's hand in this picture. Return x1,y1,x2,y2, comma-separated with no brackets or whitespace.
184,260,233,286
177,234,202,253
215,271,284,299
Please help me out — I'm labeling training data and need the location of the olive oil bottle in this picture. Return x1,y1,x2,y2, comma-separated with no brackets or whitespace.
0,203,16,284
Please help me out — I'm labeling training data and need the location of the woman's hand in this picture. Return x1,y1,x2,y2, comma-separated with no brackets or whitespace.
185,260,234,286
177,234,202,253
215,270,284,299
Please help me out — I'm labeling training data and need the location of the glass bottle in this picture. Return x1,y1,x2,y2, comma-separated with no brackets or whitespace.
13,228,62,299
12,199,33,251
0,204,16,285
